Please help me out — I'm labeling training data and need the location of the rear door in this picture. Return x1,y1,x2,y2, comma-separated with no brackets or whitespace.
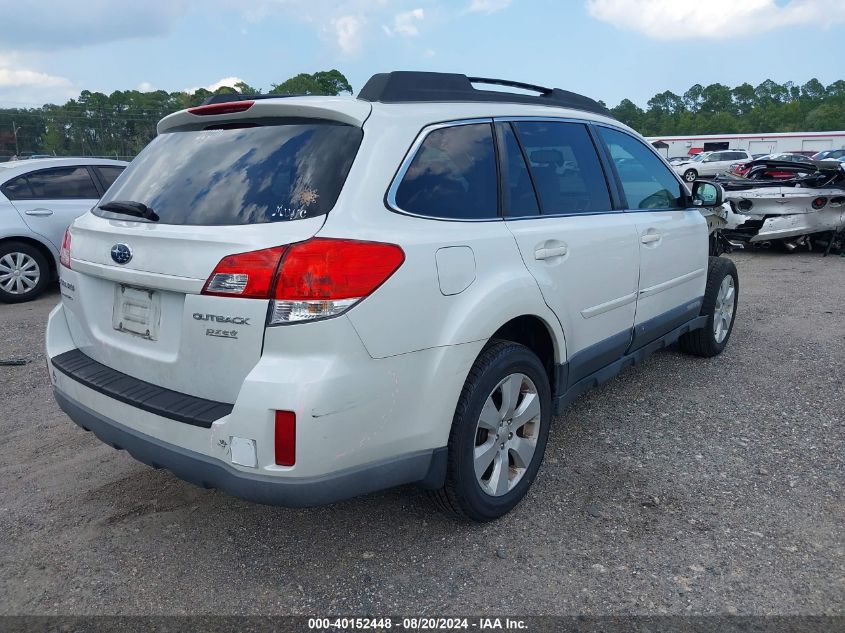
501,120,640,387
61,118,364,403
595,126,707,352
697,151,725,176
3,166,101,249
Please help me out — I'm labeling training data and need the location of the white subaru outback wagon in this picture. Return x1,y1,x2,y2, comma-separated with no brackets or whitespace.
47,72,738,521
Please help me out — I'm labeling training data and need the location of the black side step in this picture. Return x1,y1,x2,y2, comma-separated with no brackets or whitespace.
50,349,233,428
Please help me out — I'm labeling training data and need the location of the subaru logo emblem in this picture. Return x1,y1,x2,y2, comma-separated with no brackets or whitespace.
111,243,132,265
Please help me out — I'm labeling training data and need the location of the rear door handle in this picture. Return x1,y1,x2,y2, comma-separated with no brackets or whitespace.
641,233,661,244
534,246,567,260
25,208,53,217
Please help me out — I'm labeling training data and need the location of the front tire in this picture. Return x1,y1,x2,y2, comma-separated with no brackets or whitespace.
0,241,49,303
683,168,698,183
431,341,552,522
679,256,738,357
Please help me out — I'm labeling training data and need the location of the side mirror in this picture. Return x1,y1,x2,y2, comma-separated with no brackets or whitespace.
691,180,724,208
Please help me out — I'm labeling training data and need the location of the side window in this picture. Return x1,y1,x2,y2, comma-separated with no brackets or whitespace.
394,123,498,220
1,175,35,200
24,167,99,199
95,166,125,190
598,127,685,211
495,122,539,217
512,121,611,214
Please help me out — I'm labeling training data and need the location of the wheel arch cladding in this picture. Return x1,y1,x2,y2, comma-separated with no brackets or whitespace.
489,315,558,390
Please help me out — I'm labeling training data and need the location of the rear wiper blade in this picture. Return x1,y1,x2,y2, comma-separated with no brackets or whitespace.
98,200,159,222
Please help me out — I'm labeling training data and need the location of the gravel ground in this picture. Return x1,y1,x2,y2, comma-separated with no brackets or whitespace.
0,251,843,616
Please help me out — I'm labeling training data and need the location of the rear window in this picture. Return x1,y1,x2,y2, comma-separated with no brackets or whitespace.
95,122,363,225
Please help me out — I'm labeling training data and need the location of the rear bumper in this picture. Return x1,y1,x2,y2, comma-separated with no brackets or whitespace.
55,388,446,507
749,209,845,242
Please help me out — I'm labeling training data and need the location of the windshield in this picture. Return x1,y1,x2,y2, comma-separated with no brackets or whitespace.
690,153,708,162
95,121,363,226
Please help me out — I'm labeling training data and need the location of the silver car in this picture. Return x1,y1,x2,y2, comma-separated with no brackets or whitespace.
673,150,752,182
0,157,127,302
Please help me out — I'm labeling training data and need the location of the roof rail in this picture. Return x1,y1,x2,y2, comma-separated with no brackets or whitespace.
200,93,301,105
358,71,611,117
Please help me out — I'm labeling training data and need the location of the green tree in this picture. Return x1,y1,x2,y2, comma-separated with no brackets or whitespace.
234,81,262,95
270,70,352,96
647,91,685,115
731,83,756,116
609,99,645,129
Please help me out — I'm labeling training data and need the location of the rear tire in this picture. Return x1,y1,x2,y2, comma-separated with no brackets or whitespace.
431,341,552,522
679,256,738,357
0,241,49,303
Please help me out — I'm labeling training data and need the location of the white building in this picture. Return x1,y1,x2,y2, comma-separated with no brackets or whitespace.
646,131,845,158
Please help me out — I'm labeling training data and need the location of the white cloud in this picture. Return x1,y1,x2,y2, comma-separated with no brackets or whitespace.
0,67,71,89
333,14,366,55
586,0,845,40
137,81,155,92
0,54,75,106
205,76,245,91
466,0,512,14
184,76,246,94
422,48,436,58
382,8,424,37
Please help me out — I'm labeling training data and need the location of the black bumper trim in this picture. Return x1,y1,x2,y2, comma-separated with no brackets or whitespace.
54,389,446,507
50,349,233,428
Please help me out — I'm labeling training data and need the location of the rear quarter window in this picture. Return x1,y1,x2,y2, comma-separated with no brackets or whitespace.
393,123,498,220
96,122,363,226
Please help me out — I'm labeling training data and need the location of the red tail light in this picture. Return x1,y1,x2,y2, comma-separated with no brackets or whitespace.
270,238,405,323
201,238,405,324
202,246,286,298
59,229,72,269
188,100,255,116
275,238,405,300
274,410,296,466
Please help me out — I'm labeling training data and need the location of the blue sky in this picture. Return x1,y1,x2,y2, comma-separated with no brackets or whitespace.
1,0,844,108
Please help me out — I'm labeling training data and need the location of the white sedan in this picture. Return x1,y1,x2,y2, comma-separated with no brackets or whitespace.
0,157,128,302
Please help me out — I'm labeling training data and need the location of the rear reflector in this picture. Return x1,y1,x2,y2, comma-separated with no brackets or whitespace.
274,411,296,466
59,229,72,269
188,100,255,116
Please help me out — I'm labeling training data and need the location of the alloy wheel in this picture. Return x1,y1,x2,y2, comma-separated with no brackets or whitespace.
473,373,542,497
713,275,735,344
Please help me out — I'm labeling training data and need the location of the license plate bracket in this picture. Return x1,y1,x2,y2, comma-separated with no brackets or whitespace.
112,285,161,340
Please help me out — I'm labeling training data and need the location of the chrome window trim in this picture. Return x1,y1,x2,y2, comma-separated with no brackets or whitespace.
385,118,500,223
384,114,685,222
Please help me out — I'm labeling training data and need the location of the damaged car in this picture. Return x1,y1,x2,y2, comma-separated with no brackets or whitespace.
718,159,845,252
